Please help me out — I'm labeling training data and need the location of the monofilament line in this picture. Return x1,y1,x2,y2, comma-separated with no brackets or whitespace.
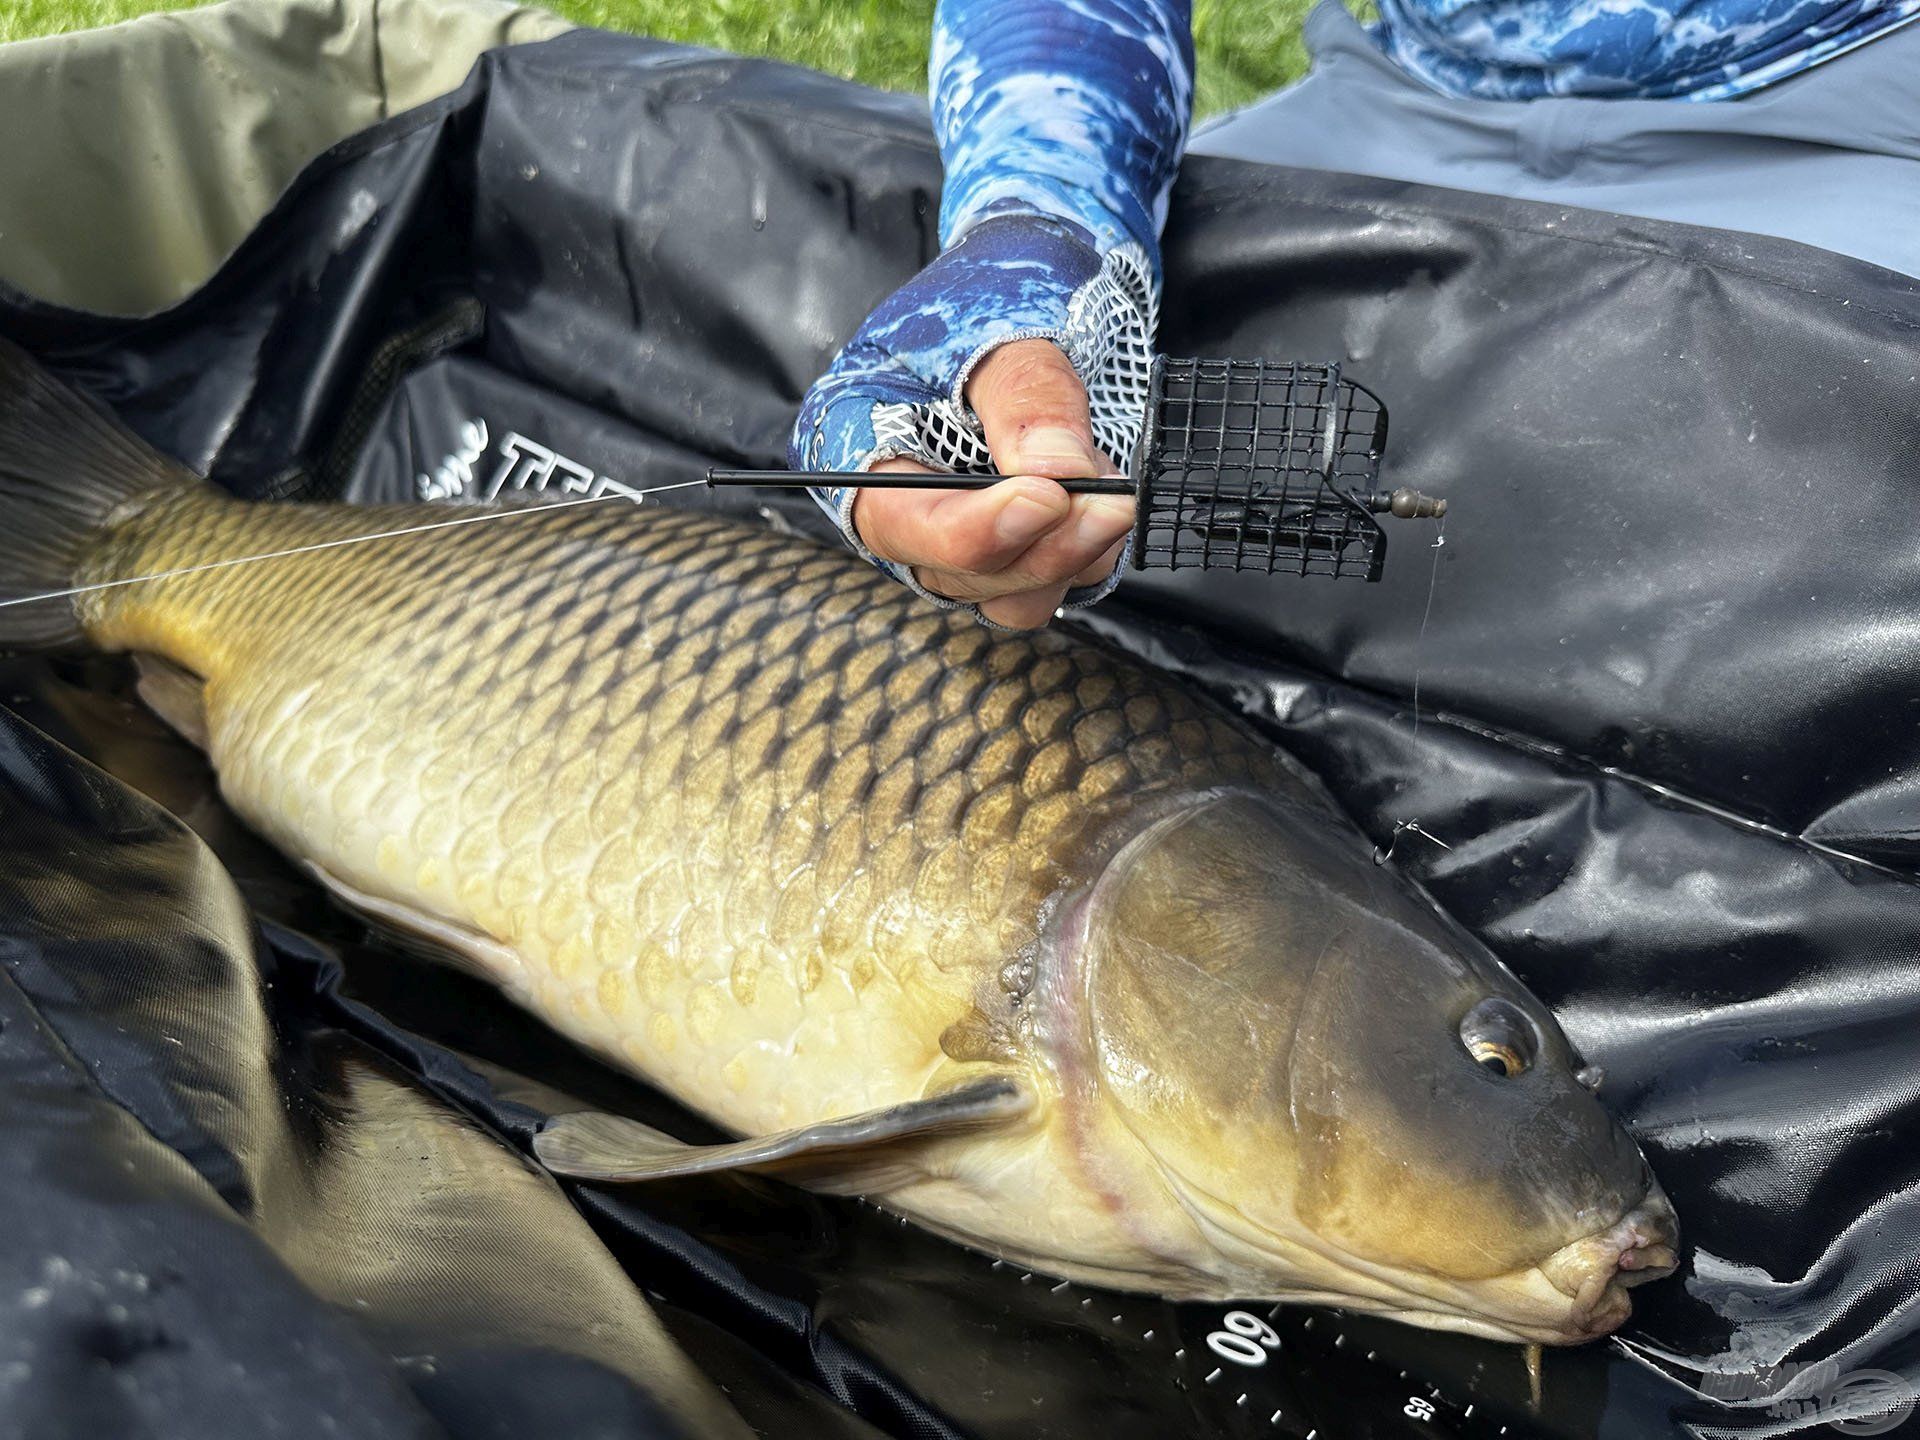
1375,515,1450,866
0,479,711,612
1409,513,1446,746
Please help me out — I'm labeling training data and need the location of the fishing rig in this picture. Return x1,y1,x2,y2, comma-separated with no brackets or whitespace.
0,359,1443,619
711,356,1444,580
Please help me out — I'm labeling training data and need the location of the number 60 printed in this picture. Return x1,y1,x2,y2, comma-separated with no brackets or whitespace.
1205,1310,1282,1366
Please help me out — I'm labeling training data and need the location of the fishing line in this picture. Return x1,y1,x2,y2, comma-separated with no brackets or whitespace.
1374,514,1450,866
1409,513,1445,747
0,479,711,612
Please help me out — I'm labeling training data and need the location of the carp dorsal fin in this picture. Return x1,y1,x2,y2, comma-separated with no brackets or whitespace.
533,1073,1032,1195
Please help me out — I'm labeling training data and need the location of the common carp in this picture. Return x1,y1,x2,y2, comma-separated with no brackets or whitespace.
0,341,1675,1346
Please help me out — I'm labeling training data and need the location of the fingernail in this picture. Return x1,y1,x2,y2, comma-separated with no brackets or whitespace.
1074,495,1136,546
1017,427,1096,470
996,493,1063,546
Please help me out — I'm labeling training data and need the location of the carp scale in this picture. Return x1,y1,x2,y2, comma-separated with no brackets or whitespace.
711,356,1447,579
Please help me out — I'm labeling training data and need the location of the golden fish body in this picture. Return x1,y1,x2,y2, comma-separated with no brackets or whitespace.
76,485,1294,1277
0,340,1678,1342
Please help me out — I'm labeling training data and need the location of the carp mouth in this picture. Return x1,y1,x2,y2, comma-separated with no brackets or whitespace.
1121,1163,1681,1348
1532,1191,1680,1342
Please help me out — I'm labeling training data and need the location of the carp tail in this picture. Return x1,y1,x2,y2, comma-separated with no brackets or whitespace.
0,337,207,646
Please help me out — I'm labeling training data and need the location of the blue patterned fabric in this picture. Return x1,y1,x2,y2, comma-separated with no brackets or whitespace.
930,0,1195,263
795,0,1917,612
1376,0,1920,100
793,213,1111,605
793,1,1192,612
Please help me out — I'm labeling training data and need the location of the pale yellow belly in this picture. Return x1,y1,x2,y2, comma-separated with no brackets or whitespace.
200,648,989,1138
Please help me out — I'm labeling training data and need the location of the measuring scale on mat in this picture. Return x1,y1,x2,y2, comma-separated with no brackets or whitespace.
1000,1259,1520,1437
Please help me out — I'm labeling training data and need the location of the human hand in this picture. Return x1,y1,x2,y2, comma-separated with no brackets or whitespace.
792,214,1152,628
854,340,1132,629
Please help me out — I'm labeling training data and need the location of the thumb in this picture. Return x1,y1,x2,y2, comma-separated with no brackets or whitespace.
965,338,1103,480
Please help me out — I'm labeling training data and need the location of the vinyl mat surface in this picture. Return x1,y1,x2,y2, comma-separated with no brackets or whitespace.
1,26,1917,1440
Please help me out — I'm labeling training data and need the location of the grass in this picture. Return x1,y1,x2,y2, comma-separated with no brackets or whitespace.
0,0,1336,115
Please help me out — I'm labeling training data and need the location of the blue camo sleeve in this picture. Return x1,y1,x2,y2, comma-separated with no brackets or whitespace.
1373,0,1920,101
794,0,1194,620
931,0,1194,269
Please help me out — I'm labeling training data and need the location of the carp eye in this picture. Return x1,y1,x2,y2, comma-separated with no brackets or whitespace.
1460,998,1536,1079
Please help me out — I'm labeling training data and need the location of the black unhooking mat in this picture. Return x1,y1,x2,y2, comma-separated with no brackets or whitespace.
3,30,1919,1440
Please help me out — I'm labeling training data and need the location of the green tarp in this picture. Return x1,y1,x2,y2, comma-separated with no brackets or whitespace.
0,0,569,315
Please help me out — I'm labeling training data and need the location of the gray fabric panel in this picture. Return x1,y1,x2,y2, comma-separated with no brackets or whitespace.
0,0,571,316
1194,0,1920,280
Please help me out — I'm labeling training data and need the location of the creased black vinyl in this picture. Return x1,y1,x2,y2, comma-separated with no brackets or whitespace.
2,30,1917,1440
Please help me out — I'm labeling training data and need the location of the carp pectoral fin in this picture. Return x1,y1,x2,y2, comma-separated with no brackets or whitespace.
534,1072,1032,1195
305,860,526,990
133,654,211,751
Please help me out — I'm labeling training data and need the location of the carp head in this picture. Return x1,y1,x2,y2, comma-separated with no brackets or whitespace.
1065,792,1677,1345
